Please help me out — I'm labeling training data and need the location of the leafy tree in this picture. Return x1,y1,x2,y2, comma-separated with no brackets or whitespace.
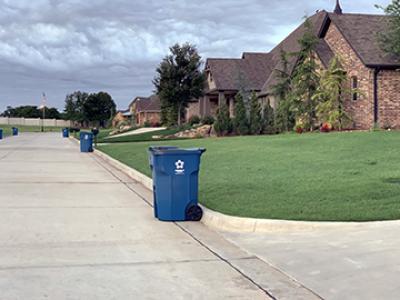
153,43,205,126
63,91,88,122
376,0,400,56
1,105,60,119
214,103,232,136
263,100,275,134
313,56,352,130
233,93,249,135
272,49,295,132
83,92,116,127
290,18,320,131
248,92,263,135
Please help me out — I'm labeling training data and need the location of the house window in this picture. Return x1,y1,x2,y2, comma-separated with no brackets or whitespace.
351,76,358,101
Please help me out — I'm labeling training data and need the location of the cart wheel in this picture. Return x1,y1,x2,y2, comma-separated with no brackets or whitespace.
186,205,203,221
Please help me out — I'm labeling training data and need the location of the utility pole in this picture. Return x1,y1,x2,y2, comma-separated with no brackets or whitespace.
40,92,47,132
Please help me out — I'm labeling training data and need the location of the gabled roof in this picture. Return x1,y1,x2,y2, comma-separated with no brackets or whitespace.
135,95,161,113
322,12,400,68
129,96,148,108
205,52,274,92
260,11,333,95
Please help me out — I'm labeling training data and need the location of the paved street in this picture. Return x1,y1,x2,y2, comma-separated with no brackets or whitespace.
0,133,313,300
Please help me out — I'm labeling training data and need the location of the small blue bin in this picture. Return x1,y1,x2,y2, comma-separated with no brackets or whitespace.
62,128,69,138
80,132,93,153
0,129,3,140
12,127,18,136
148,147,206,222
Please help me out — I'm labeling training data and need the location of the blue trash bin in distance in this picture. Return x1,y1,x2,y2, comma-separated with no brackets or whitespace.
148,147,206,222
12,127,18,136
0,129,3,140
62,128,69,138
80,132,93,152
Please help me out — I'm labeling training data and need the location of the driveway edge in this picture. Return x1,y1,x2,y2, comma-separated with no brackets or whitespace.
91,145,400,233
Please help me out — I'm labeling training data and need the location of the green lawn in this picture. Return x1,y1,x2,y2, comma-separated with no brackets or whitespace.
98,131,400,221
0,125,65,137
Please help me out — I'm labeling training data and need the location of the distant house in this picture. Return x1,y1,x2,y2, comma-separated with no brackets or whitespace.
134,95,161,126
112,109,132,127
186,53,273,121
189,1,400,130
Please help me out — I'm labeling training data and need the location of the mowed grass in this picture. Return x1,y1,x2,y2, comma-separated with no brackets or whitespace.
98,131,400,221
0,125,64,137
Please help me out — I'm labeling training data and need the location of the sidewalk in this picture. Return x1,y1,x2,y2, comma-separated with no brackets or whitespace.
0,133,312,299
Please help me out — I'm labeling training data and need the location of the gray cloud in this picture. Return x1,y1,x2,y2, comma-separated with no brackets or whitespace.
0,0,391,111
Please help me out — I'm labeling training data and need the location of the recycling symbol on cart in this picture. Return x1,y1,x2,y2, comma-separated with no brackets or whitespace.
175,160,185,175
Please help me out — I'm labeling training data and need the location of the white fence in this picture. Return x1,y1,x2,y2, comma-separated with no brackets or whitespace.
0,117,72,127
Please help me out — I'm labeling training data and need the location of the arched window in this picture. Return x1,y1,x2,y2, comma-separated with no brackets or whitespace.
351,76,358,101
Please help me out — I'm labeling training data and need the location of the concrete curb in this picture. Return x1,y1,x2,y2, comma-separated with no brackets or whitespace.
94,149,153,191
82,141,400,233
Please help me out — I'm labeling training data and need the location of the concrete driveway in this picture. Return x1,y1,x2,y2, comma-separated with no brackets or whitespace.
0,133,309,300
222,222,400,300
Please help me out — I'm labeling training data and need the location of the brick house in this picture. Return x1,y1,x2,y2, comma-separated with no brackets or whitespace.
186,53,273,121
190,1,400,129
132,95,161,126
112,109,132,127
114,95,161,128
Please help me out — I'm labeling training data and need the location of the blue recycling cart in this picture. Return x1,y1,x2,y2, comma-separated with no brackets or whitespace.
0,129,3,140
62,128,69,138
80,132,93,152
12,127,18,136
148,146,206,222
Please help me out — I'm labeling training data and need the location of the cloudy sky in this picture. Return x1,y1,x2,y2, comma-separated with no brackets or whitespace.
0,0,392,111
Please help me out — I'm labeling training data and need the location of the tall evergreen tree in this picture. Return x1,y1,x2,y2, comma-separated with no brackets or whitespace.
214,103,232,137
248,92,263,135
376,0,400,56
313,56,352,130
290,18,320,131
263,100,275,134
233,93,249,135
272,49,295,132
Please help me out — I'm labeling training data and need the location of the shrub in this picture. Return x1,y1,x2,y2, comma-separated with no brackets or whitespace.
320,122,332,133
201,115,215,125
263,100,275,135
214,104,232,136
249,92,263,135
189,115,201,126
295,124,304,134
143,121,151,128
233,93,249,135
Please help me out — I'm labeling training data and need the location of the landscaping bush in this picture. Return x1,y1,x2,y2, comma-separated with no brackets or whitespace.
143,121,151,128
201,115,215,125
263,100,275,134
233,93,249,135
189,115,201,126
214,104,232,136
320,122,332,133
249,92,263,135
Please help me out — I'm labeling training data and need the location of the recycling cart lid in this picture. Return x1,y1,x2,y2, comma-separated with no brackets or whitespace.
149,147,206,156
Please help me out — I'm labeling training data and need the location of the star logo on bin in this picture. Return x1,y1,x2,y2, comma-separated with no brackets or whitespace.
175,160,185,175
175,160,184,170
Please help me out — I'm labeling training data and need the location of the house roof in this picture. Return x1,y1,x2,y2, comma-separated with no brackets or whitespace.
205,7,400,97
205,52,274,92
323,12,400,68
135,95,161,113
129,96,148,109
260,11,400,95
